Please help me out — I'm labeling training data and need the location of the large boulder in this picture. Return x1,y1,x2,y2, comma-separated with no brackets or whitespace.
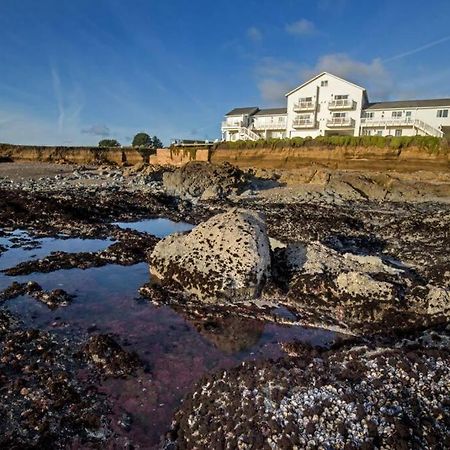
149,209,271,301
283,241,449,333
162,162,248,200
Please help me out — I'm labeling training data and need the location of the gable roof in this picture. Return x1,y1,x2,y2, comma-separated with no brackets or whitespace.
285,72,366,97
365,99,450,110
254,107,287,116
225,107,259,116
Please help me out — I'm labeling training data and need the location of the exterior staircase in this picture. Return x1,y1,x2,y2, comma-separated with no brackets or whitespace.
413,119,444,138
238,126,260,141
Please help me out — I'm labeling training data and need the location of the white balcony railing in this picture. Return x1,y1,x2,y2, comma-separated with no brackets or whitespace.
253,121,287,130
221,120,244,129
293,101,316,112
327,117,356,127
328,99,357,110
360,118,443,138
360,117,417,126
292,119,317,129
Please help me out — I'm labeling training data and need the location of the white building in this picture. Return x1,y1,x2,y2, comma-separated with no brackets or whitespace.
221,72,450,141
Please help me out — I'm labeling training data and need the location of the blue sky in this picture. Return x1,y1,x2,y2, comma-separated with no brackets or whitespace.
1,0,450,146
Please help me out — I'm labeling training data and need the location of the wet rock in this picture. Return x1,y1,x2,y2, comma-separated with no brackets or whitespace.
0,324,110,448
162,161,248,201
149,209,271,301
279,241,449,334
83,334,141,377
170,329,450,450
0,281,74,309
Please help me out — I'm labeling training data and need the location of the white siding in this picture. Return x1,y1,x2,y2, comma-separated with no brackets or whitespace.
220,72,450,141
286,73,366,138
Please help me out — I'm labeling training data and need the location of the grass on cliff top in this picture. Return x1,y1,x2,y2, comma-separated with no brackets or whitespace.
217,135,449,153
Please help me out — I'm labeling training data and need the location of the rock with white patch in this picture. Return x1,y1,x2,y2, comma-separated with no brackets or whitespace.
149,209,271,301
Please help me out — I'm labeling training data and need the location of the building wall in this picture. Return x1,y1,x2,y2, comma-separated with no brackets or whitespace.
220,73,450,141
361,105,450,137
252,114,287,139
286,73,365,138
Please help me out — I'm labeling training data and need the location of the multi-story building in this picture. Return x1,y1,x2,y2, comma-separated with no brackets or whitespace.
221,72,450,141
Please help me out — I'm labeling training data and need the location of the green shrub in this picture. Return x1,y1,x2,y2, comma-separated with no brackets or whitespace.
218,135,447,153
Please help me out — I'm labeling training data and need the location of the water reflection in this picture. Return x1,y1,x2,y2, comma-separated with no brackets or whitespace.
0,223,339,449
113,218,194,238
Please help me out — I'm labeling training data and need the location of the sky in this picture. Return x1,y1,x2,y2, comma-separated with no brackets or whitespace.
1,0,450,146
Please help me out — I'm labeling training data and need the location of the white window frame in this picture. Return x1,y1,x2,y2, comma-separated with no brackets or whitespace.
321,80,328,87
437,109,449,118
392,111,403,118
395,129,402,137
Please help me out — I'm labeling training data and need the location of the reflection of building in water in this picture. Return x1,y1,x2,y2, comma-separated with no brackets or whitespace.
191,315,264,354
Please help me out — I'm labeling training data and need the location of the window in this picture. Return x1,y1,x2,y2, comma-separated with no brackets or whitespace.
334,95,349,100
298,114,310,120
363,111,374,119
333,112,347,118
395,129,402,137
392,111,402,118
376,130,383,136
437,109,449,118
278,116,285,123
300,96,312,102
321,80,328,87
405,111,412,117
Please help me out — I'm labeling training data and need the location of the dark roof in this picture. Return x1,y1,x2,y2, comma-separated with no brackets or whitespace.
365,99,450,110
225,107,259,116
254,107,287,116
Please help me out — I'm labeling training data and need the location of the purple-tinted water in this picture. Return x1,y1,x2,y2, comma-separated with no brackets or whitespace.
0,222,338,448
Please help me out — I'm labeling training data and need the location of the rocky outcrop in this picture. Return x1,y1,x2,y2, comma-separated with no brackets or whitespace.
162,161,249,200
149,209,271,301
168,330,450,450
281,241,449,333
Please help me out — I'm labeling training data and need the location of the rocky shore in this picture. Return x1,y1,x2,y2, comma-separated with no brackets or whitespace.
0,160,448,448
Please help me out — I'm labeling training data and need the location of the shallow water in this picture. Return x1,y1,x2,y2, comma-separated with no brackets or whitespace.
0,220,338,448
113,217,194,238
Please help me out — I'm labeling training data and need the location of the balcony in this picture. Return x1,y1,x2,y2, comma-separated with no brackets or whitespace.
253,121,287,130
360,117,443,138
328,99,357,110
293,101,316,112
360,117,414,126
326,117,355,128
221,120,243,129
292,119,317,129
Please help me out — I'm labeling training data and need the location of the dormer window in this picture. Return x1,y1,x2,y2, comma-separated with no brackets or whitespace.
321,80,328,87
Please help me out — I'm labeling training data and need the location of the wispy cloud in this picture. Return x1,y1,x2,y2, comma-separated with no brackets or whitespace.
285,19,316,36
81,124,110,137
50,66,85,134
301,53,393,98
255,53,394,103
51,67,65,132
383,35,450,63
247,26,263,42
